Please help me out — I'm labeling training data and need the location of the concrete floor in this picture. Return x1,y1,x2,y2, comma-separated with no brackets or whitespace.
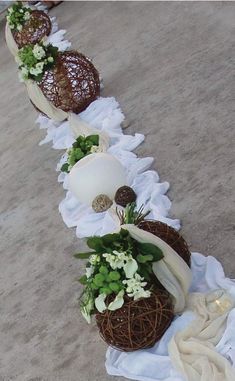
0,2,234,380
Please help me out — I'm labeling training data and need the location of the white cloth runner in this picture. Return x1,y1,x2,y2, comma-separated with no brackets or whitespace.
36,97,180,237
106,253,235,381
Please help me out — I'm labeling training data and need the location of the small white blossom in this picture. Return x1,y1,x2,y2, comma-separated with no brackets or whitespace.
123,273,151,301
35,62,44,72
24,11,30,21
95,293,107,313
29,67,42,76
16,24,22,32
103,251,128,270
33,44,46,60
90,145,102,154
47,56,54,63
89,254,100,265
8,7,13,14
85,266,94,278
19,9,24,13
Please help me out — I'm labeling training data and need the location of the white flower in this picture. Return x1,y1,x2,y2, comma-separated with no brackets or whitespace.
8,7,13,14
123,258,138,278
95,293,107,313
103,250,129,270
123,273,151,301
85,266,94,278
24,11,30,21
47,56,54,63
89,254,100,265
29,67,42,76
33,44,46,60
90,145,102,154
35,62,44,72
108,290,124,311
81,299,94,324
19,9,24,13
16,24,22,32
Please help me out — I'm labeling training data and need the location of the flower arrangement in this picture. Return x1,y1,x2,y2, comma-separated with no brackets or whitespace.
6,1,32,32
61,135,101,173
75,228,163,323
16,42,58,82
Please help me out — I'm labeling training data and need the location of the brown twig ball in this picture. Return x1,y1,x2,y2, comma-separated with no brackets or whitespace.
13,10,52,48
138,220,191,267
115,186,137,207
96,289,174,352
39,51,100,114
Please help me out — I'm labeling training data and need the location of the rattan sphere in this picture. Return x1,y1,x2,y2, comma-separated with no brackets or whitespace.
138,220,191,267
13,10,51,48
92,194,113,213
115,186,137,207
39,51,100,114
96,288,174,352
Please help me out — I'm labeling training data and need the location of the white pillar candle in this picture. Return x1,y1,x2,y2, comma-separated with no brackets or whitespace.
68,153,127,206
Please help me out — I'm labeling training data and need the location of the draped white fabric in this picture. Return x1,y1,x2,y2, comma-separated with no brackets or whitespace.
106,253,235,381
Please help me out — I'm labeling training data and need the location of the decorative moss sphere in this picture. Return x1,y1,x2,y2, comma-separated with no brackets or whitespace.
115,186,137,207
92,194,113,213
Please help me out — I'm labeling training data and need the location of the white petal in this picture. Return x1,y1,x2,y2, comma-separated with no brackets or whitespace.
95,293,107,313
81,307,91,324
108,290,124,311
124,258,138,278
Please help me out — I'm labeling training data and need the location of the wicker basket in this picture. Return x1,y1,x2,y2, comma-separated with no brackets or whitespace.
38,51,100,114
138,220,191,267
13,10,51,48
96,288,174,352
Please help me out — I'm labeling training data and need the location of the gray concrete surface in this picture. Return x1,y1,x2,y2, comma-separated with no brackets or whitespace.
0,1,234,380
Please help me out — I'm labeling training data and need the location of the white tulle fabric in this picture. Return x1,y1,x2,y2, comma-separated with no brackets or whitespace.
106,253,235,381
36,97,180,238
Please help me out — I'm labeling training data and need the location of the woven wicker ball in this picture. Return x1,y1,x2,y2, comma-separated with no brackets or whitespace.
92,194,113,213
115,186,137,207
96,288,174,352
39,51,100,114
138,220,191,267
13,10,51,48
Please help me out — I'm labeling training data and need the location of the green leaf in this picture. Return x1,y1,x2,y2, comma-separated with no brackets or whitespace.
102,232,122,246
87,134,99,145
79,275,88,285
136,254,154,263
73,252,95,259
137,242,164,262
87,236,105,252
61,163,69,173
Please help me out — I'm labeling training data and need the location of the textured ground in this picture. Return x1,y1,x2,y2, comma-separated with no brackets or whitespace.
0,2,234,381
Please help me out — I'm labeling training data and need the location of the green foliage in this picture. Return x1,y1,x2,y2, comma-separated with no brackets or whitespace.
7,1,32,31
61,135,100,173
74,252,95,259
17,42,58,82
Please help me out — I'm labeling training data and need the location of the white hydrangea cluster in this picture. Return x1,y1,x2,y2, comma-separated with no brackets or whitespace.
123,273,151,300
7,6,31,31
33,45,46,60
90,145,103,154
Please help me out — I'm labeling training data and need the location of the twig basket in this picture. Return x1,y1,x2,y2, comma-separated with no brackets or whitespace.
39,51,100,114
96,289,174,352
138,220,191,267
13,10,51,48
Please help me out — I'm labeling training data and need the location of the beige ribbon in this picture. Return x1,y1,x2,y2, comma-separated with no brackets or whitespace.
68,113,109,152
123,224,192,313
25,80,68,122
5,22,18,57
169,290,235,381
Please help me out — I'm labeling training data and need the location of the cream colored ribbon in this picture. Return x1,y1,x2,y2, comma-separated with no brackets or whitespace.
25,80,68,122
5,22,18,57
68,113,109,152
169,290,235,381
123,224,192,313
